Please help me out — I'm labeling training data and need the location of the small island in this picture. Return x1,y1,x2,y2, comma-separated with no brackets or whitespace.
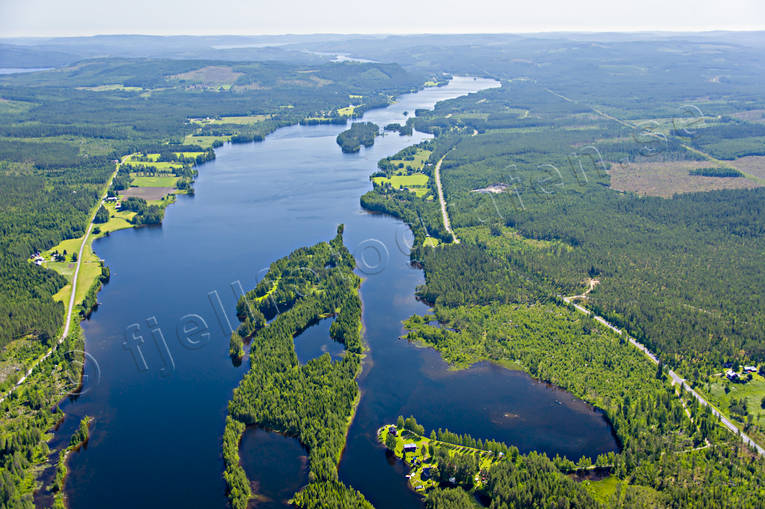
336,122,379,153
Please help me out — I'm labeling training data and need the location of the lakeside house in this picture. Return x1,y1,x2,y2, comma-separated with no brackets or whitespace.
388,426,397,436
403,443,417,453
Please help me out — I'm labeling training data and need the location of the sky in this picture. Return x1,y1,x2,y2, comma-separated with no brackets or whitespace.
1,0,763,37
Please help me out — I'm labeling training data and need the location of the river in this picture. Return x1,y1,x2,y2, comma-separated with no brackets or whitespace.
50,77,617,508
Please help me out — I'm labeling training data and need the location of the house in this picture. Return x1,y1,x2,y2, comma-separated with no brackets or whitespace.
403,443,417,453
744,366,758,373
421,467,432,480
105,196,119,202
726,370,740,381
388,426,397,436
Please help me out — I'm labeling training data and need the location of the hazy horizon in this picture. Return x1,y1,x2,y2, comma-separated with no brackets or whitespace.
1,0,763,38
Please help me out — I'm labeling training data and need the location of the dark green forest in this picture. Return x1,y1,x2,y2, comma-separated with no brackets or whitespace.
336,122,379,153
224,228,369,509
360,75,765,507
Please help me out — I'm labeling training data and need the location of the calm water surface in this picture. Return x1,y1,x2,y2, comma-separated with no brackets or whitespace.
54,77,617,508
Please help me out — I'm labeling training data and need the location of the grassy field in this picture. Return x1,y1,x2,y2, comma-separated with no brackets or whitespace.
125,160,184,171
700,372,765,443
44,232,102,307
189,114,270,125
388,148,431,172
584,476,622,505
76,84,143,92
97,202,137,235
373,174,430,197
183,134,229,148
337,105,356,116
0,98,36,114
120,187,176,200
130,173,179,187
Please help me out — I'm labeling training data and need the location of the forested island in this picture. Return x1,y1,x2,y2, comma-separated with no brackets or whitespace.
223,226,369,508
336,122,379,153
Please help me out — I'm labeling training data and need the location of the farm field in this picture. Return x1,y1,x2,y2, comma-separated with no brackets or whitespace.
119,186,177,200
183,134,228,148
372,173,430,196
129,174,179,187
189,114,270,125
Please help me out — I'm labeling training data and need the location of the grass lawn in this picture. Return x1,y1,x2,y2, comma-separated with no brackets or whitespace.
423,237,440,247
373,174,430,197
130,174,179,187
183,134,229,148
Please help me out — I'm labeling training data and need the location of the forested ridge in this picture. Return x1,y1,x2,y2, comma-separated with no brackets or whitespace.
223,227,370,508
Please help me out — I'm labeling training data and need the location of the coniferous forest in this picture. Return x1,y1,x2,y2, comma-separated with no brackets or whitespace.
1,31,765,509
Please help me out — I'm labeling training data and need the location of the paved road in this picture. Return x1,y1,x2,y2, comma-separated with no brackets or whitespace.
563,296,765,456
434,154,459,244
1,167,116,404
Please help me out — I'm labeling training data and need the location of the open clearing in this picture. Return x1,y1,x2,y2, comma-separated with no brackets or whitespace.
731,156,765,180
183,134,228,148
608,160,760,197
373,174,430,197
168,66,243,87
130,174,179,187
190,114,270,126
701,372,765,446
120,187,176,200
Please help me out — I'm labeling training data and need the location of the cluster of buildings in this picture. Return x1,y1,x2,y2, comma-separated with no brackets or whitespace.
725,365,759,382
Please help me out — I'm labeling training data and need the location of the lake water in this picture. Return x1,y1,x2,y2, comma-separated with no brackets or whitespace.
52,77,617,508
